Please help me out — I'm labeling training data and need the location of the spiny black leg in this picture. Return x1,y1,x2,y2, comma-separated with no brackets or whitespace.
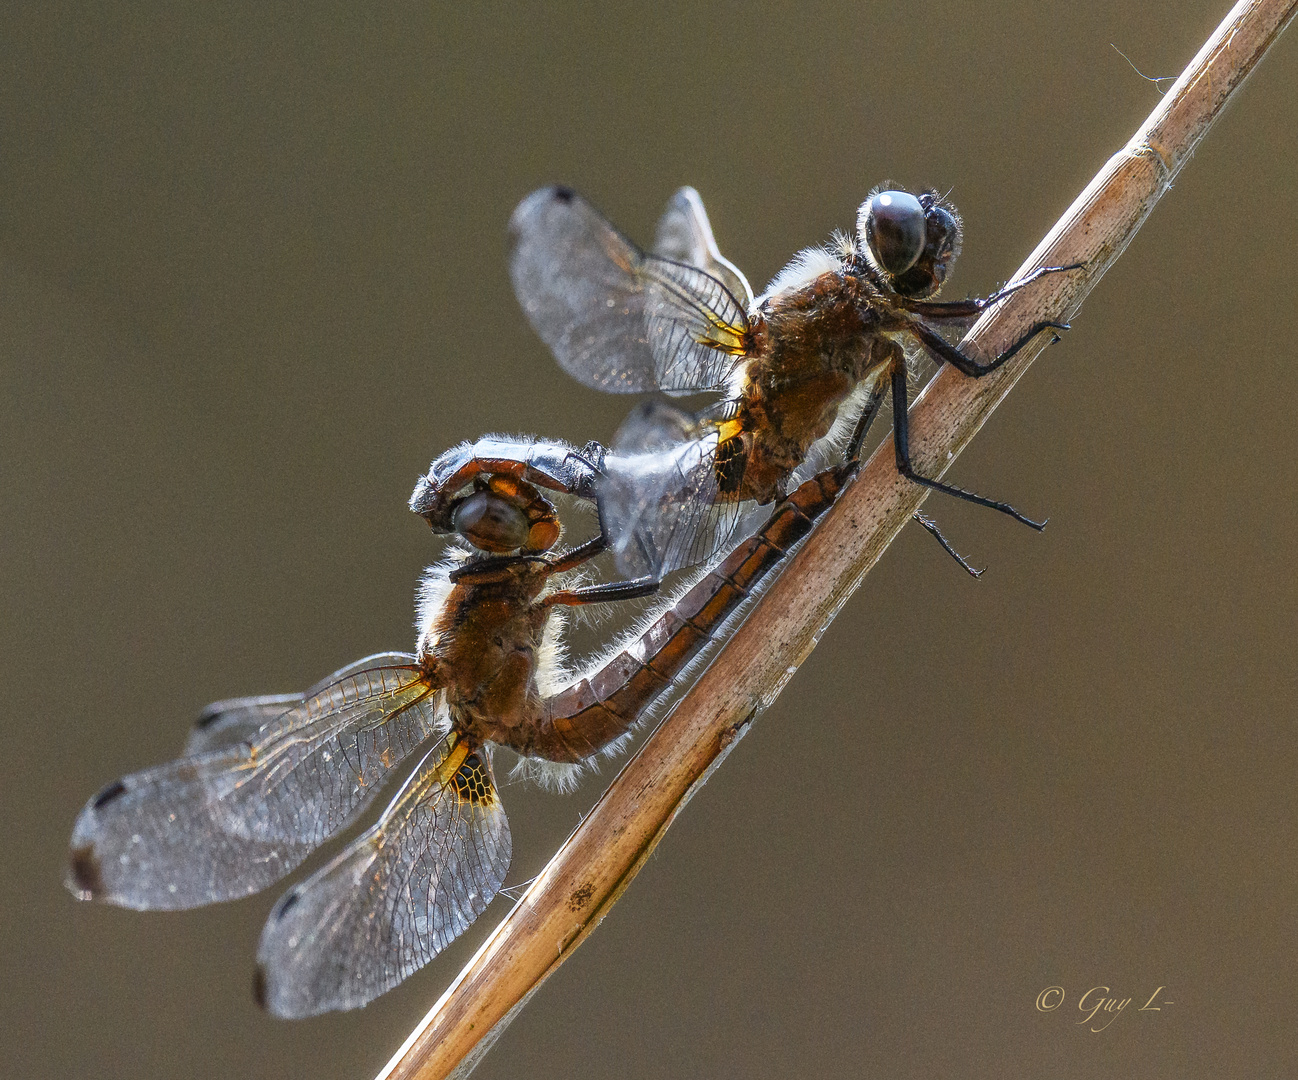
449,530,609,582
546,531,609,574
979,262,1086,305
846,385,887,464
901,263,1085,321
448,553,535,581
912,511,984,578
543,576,660,607
890,365,1046,531
911,318,1068,379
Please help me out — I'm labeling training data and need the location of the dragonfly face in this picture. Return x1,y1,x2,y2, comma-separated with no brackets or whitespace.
449,474,561,553
857,188,963,298
511,184,1072,579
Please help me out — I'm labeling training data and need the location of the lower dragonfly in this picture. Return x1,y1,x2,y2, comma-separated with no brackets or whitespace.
67,447,853,1017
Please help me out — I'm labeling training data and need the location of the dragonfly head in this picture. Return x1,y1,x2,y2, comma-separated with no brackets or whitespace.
413,472,561,554
858,187,963,299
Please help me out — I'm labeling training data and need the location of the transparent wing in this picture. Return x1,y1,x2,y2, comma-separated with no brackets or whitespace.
509,186,749,395
67,654,443,910
183,651,414,755
255,736,511,1018
613,398,700,454
186,694,303,755
601,405,748,579
652,186,754,308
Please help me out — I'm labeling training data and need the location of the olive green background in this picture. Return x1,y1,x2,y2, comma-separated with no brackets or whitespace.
4,3,1296,1078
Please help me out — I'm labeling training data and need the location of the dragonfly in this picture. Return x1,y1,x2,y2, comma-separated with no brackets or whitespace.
67,443,852,1017
510,183,1079,579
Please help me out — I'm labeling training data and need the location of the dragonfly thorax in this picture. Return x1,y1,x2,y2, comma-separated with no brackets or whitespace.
424,561,553,736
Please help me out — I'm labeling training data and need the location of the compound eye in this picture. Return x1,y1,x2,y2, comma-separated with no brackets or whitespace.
862,191,926,277
452,491,532,553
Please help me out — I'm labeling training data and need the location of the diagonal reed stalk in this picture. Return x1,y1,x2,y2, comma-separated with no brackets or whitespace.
379,2,1297,1076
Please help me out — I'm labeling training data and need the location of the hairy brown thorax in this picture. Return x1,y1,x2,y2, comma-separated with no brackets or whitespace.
729,270,901,504
421,559,553,743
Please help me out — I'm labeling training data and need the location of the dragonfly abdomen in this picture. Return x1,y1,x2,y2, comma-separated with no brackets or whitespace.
515,464,853,764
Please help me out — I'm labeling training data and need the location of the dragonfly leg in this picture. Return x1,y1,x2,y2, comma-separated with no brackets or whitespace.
842,370,986,573
900,263,1084,321
845,384,887,464
449,554,540,583
543,576,660,607
890,364,1046,531
545,531,609,574
912,511,984,577
448,546,579,582
450,528,611,583
979,262,1085,304
910,317,1068,378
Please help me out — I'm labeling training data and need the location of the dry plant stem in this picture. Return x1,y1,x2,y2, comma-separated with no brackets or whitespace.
379,3,1297,1077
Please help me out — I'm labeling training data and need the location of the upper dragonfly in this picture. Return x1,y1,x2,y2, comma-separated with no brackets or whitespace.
67,442,851,1017
510,184,1076,578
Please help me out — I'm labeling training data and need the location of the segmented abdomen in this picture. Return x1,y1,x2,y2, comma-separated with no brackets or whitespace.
514,465,852,762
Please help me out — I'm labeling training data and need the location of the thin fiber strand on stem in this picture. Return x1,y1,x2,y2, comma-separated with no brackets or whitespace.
378,2,1297,1077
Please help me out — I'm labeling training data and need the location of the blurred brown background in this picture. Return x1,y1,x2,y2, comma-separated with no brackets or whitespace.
4,2,1296,1077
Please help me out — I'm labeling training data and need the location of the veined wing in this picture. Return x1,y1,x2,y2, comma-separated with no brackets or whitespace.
183,651,413,754
255,734,510,1018
186,694,303,755
509,186,750,395
67,654,443,910
601,403,748,580
652,186,754,308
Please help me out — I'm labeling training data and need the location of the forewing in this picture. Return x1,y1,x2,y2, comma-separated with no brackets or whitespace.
67,654,442,910
642,259,750,393
509,186,748,395
183,651,414,755
652,186,754,307
186,694,303,755
255,738,511,1017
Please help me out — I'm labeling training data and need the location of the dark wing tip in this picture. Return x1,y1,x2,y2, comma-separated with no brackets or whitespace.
193,705,223,731
270,886,301,922
252,963,269,1010
67,844,104,901
510,185,582,241
90,778,127,810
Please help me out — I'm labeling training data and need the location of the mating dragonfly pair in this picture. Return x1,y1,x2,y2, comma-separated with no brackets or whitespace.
67,183,1075,1016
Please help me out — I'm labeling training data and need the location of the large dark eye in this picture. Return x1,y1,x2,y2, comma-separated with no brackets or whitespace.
452,491,531,553
861,191,926,276
891,198,963,299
